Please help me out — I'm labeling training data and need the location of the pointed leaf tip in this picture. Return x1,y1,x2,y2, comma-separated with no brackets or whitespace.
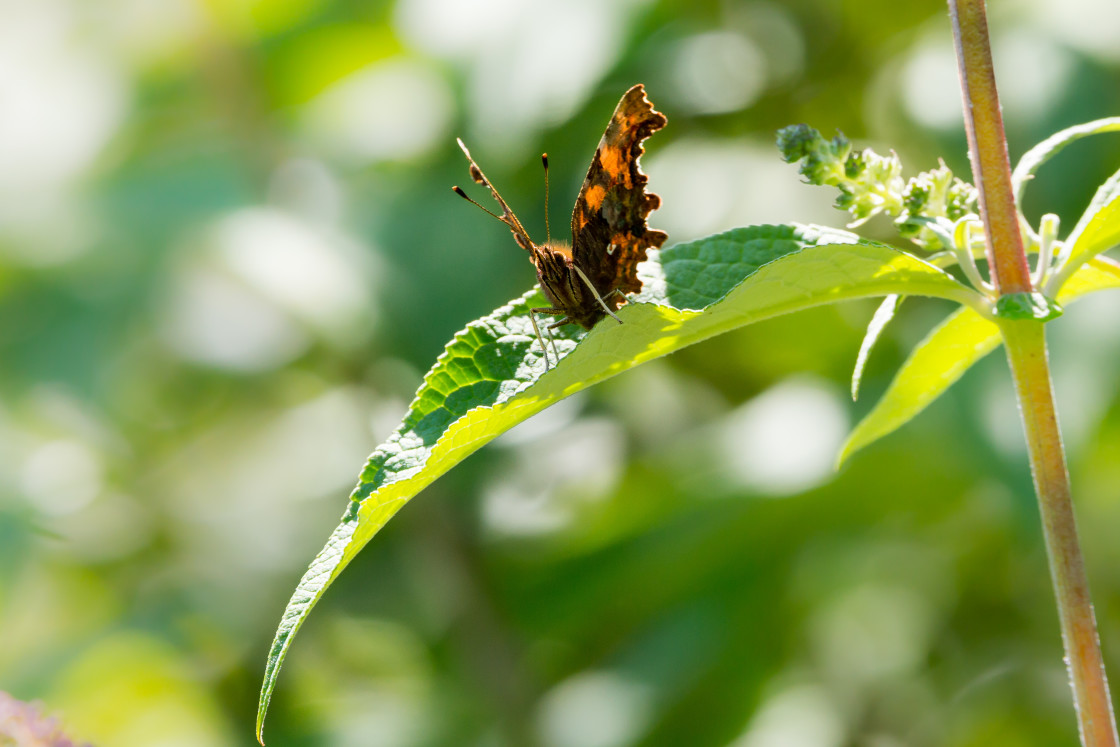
851,295,902,401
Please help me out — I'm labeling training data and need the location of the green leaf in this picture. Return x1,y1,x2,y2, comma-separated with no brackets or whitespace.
256,223,978,743
1011,117,1120,204
839,257,1120,464
1050,168,1120,291
852,294,902,401
1012,118,1120,293
839,306,1000,465
993,292,1062,321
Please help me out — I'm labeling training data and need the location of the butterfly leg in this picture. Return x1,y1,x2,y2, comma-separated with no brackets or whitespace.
529,306,565,369
571,265,623,325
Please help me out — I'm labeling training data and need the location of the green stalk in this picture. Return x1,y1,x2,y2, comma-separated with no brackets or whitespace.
949,1,1119,743
1001,321,1117,746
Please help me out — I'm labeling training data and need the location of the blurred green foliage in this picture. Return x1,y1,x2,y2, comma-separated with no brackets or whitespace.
2,0,1120,745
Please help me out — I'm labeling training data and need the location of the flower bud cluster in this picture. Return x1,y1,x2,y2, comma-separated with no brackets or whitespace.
777,125,978,248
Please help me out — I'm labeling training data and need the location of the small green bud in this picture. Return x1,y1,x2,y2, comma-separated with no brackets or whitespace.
777,124,974,240
946,179,979,220
892,161,979,248
896,221,921,240
903,181,931,214
844,150,866,179
776,124,820,163
776,125,855,186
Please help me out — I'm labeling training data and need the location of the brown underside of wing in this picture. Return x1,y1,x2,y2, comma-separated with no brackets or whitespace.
570,84,668,301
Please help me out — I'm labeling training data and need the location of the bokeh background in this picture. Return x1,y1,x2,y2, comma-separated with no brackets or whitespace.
3,0,1120,745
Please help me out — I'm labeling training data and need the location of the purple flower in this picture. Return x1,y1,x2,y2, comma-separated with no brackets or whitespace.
0,692,93,747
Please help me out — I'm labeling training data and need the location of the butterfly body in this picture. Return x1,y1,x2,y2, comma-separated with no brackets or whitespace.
456,84,666,362
529,241,613,330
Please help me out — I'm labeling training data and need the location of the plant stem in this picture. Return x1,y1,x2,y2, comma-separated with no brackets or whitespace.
949,1,1119,743
948,0,1032,295
1001,321,1118,747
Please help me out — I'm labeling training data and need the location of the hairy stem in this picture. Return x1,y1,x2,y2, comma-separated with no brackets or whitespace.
1001,321,1118,747
948,1,1118,741
948,0,1031,294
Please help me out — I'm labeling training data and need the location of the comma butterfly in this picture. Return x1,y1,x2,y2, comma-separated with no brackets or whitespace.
454,84,667,368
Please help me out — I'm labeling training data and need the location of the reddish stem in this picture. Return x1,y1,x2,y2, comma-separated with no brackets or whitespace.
948,1,1119,744
948,0,1032,294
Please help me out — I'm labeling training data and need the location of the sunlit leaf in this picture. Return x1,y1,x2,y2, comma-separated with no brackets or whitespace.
1013,118,1120,292
256,223,979,742
840,257,1120,464
1053,173,1120,289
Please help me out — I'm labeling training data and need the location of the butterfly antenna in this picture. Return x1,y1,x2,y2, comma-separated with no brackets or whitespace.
542,153,551,245
452,186,505,223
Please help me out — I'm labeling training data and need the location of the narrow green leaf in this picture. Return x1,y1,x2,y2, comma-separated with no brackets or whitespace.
1011,117,1120,204
256,223,978,743
852,295,902,401
1051,171,1120,291
1014,119,1120,293
839,307,999,465
839,257,1120,464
